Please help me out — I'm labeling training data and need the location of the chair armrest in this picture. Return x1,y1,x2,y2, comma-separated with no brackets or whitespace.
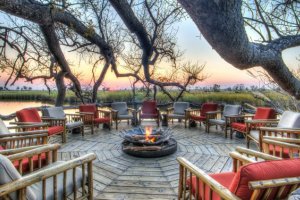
263,136,300,144
8,123,49,129
245,119,279,124
97,109,111,114
177,157,240,200
0,130,48,137
78,112,94,115
0,153,96,198
249,176,300,190
259,127,300,133
235,147,281,161
0,145,45,156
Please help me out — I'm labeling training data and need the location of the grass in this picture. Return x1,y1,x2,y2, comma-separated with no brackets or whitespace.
0,90,280,107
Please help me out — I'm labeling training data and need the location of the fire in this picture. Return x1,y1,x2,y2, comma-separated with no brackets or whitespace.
145,126,156,143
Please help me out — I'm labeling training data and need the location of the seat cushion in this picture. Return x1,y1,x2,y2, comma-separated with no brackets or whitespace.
230,158,300,200
141,101,158,115
249,130,259,141
118,114,133,119
13,153,47,173
168,113,185,119
267,145,291,158
79,104,98,118
0,119,10,135
94,117,110,124
253,107,276,120
190,115,206,121
66,121,84,130
111,102,128,116
48,126,64,136
231,122,246,133
173,102,190,115
187,172,236,200
30,161,84,200
209,119,225,125
223,105,241,116
0,154,36,200
140,113,159,119
42,107,65,119
16,108,42,123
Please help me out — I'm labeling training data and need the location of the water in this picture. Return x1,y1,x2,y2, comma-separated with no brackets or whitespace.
0,101,53,115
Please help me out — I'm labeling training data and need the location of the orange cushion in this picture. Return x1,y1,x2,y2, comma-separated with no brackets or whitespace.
187,172,236,200
200,103,218,117
231,122,246,132
94,117,110,124
48,126,64,136
230,158,300,200
79,104,98,118
141,101,158,115
253,107,276,120
190,115,206,121
268,145,291,158
0,145,5,150
13,153,47,173
16,108,41,123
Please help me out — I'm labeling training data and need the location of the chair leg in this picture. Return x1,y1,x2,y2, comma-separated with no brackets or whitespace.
116,120,118,130
81,126,84,136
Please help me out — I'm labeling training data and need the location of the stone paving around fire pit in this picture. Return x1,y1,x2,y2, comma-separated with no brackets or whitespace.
51,122,257,200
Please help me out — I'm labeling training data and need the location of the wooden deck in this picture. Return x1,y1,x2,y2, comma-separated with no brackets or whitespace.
51,122,256,200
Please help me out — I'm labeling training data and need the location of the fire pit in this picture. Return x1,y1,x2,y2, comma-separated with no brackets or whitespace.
120,127,177,158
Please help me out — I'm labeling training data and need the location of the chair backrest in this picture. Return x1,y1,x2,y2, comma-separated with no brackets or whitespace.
141,100,158,114
200,103,218,117
16,108,41,123
277,111,300,129
173,102,190,115
229,158,300,200
79,104,98,118
42,107,65,119
223,105,242,116
253,107,276,120
0,154,36,200
111,102,128,116
0,119,10,135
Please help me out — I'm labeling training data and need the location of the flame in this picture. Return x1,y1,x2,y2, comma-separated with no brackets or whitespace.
145,126,156,143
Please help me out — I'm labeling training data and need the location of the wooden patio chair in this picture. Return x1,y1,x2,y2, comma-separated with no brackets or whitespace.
177,146,300,200
110,102,134,130
261,136,300,158
206,104,242,138
186,103,218,131
255,110,300,150
42,106,85,136
15,108,66,143
79,104,112,134
166,102,190,128
138,100,160,126
229,107,277,148
0,144,96,199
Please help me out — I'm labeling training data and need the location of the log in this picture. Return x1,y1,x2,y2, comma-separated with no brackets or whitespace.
130,135,161,140
123,146,162,151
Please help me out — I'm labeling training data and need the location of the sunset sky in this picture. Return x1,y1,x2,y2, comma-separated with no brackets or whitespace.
1,17,299,91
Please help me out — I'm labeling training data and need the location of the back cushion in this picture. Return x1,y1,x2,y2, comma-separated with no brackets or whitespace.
200,103,218,117
79,104,98,118
42,107,65,119
277,111,300,128
253,107,276,120
173,102,190,115
229,158,300,200
0,154,36,200
16,108,41,123
223,105,241,116
142,100,158,114
0,119,10,135
112,102,128,115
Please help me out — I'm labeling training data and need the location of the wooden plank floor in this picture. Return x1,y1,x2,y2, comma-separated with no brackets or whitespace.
50,121,257,200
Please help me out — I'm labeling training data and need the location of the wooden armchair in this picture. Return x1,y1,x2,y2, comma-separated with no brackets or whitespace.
0,144,96,199
261,136,300,158
206,104,242,138
186,103,218,131
138,100,160,126
229,107,277,148
110,102,134,129
177,147,300,200
166,102,190,128
79,104,112,134
15,108,66,143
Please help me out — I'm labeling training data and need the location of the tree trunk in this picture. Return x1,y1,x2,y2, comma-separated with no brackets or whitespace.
55,71,66,106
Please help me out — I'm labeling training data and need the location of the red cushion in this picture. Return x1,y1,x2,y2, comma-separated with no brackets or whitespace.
268,145,291,158
187,172,236,200
94,117,110,124
200,103,218,117
140,113,159,119
253,107,276,120
141,101,158,115
0,145,5,150
13,153,47,173
230,158,300,200
79,104,98,118
190,115,206,121
48,126,64,136
231,122,246,132
16,108,41,123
